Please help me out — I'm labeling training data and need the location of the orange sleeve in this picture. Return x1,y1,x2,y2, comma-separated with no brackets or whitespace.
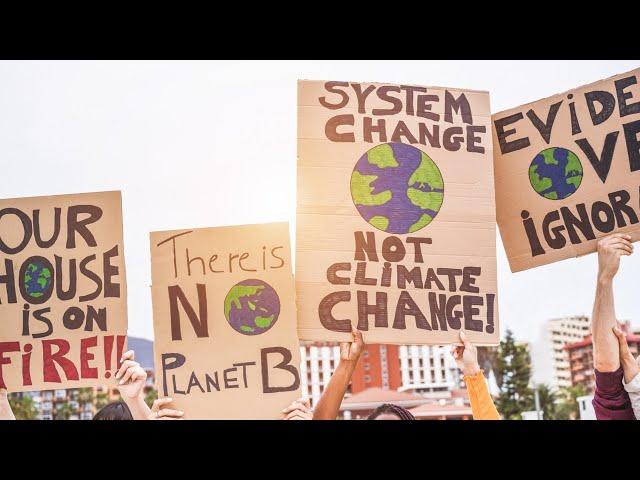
463,370,501,420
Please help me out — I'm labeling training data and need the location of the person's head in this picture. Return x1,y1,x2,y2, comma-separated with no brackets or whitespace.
93,401,133,420
367,403,416,420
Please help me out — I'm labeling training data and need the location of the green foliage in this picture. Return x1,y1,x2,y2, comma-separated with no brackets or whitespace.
535,384,558,420
96,392,109,410
145,388,158,408
495,329,534,419
55,402,75,420
8,395,39,420
554,384,587,420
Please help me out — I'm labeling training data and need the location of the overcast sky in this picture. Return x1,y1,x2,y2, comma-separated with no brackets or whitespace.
1,60,638,375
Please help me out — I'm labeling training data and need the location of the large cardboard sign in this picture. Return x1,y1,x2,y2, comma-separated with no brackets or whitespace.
296,80,499,346
0,191,127,392
492,68,640,272
150,222,301,419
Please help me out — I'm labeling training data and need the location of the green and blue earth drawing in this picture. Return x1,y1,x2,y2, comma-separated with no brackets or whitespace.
223,279,280,336
23,260,52,300
350,142,444,234
528,147,583,200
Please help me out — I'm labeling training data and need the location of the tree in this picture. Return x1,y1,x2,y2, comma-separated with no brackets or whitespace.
77,387,94,406
55,402,75,420
96,392,109,410
554,384,587,420
535,384,558,420
8,395,38,420
144,388,158,408
495,329,534,419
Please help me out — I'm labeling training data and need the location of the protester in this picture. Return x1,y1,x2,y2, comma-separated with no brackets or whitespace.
590,233,636,420
612,324,640,420
312,327,500,420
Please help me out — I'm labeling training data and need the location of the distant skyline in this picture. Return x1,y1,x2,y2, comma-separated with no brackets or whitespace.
1,60,638,368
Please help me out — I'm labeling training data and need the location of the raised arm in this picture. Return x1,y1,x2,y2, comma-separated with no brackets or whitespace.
591,233,635,420
451,331,500,420
115,350,154,420
0,388,15,420
313,328,364,420
592,234,632,372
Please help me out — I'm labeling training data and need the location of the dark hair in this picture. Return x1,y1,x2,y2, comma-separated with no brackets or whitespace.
93,401,134,420
367,403,416,420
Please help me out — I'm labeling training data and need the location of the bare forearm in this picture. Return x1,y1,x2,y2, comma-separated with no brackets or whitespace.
122,395,151,420
0,399,15,420
592,278,620,372
313,360,356,420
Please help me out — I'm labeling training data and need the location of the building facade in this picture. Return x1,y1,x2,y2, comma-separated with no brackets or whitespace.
545,316,591,389
565,326,640,395
300,342,462,406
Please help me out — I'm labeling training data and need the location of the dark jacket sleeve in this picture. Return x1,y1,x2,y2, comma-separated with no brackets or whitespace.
592,367,636,420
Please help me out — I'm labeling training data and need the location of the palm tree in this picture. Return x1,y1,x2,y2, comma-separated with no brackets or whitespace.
555,384,587,420
534,384,558,420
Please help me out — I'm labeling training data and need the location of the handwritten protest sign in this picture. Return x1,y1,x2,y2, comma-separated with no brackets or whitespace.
150,222,301,419
0,191,127,392
492,68,640,272
296,80,499,346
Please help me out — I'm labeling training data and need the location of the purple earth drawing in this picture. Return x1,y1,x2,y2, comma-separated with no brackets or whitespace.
223,279,281,335
350,142,444,234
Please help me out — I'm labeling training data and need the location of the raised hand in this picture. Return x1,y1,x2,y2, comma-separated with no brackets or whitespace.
451,331,481,376
597,234,633,282
282,397,312,420
613,323,640,384
0,388,15,420
340,327,365,363
115,350,147,399
147,397,184,420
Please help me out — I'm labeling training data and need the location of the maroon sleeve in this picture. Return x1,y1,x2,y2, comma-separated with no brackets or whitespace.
592,367,635,420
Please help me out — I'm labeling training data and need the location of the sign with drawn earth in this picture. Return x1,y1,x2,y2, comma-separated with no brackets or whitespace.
492,67,640,272
296,80,499,346
149,222,301,419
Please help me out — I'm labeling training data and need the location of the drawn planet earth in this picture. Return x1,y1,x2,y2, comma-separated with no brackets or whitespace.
528,147,583,200
224,279,280,335
23,260,52,300
350,142,444,234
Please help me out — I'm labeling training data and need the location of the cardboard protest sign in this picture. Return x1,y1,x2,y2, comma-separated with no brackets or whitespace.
296,80,499,346
150,222,301,419
492,68,640,272
0,191,127,392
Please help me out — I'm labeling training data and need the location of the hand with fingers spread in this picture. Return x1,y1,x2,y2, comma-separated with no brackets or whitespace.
282,397,312,420
115,350,147,399
340,328,365,364
451,331,481,377
0,388,15,420
597,233,633,283
612,323,640,384
148,397,184,420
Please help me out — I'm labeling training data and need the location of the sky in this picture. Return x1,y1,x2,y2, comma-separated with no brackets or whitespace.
0,60,638,381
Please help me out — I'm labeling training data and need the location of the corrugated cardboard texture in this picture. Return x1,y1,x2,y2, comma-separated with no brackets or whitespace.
297,80,499,346
149,222,301,419
492,68,640,272
0,191,128,392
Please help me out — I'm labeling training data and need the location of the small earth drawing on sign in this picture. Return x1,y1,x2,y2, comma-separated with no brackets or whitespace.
223,279,281,335
528,147,583,200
